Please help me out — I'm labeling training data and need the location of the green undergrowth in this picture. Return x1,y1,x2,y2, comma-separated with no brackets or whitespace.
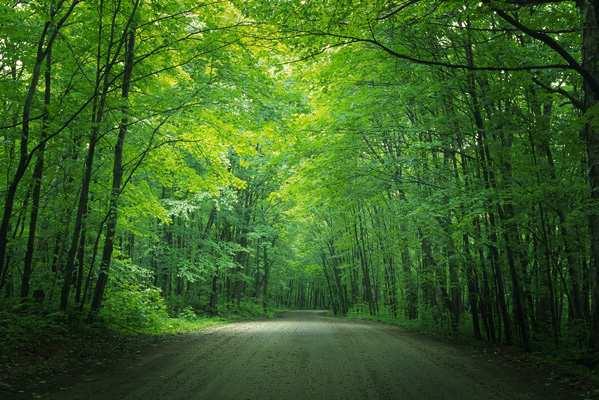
96,260,277,336
101,291,277,336
345,308,464,339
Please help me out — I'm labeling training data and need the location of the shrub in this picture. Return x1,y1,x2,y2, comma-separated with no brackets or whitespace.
101,283,168,332
178,306,198,321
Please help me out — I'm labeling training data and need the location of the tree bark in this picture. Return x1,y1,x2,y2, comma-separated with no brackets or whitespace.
582,0,599,351
90,23,136,318
20,37,53,298
0,0,79,282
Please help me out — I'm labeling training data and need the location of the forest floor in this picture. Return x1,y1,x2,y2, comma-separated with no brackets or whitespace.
6,310,596,400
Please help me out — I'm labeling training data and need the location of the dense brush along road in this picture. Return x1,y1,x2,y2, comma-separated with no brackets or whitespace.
47,311,569,400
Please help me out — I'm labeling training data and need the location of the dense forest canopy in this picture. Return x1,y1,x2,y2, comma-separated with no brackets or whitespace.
1,0,599,357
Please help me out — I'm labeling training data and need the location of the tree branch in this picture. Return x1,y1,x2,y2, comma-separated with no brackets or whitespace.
284,29,572,71
485,0,599,95
531,76,583,109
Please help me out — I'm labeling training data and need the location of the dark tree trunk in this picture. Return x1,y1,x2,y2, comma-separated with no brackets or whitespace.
20,39,52,298
90,24,136,318
581,0,599,352
0,0,78,287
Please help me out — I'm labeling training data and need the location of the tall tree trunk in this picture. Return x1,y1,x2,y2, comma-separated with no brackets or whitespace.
581,0,599,352
495,119,531,351
20,38,52,298
475,217,496,342
327,240,348,315
262,244,270,311
60,0,114,310
400,243,417,319
74,226,87,304
354,211,375,315
0,23,50,283
0,0,78,286
465,31,513,345
90,23,136,318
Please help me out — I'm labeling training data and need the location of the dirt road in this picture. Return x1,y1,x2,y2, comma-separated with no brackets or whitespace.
46,311,570,399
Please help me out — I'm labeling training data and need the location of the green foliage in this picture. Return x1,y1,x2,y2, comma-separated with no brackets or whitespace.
178,306,199,321
221,300,274,319
101,284,168,333
1,0,598,375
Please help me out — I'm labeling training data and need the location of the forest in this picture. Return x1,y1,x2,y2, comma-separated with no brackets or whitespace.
1,0,599,397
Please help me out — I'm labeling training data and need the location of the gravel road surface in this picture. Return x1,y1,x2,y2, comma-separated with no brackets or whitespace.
47,310,571,399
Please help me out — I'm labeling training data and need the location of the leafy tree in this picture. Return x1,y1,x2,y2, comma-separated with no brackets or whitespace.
1,0,598,360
